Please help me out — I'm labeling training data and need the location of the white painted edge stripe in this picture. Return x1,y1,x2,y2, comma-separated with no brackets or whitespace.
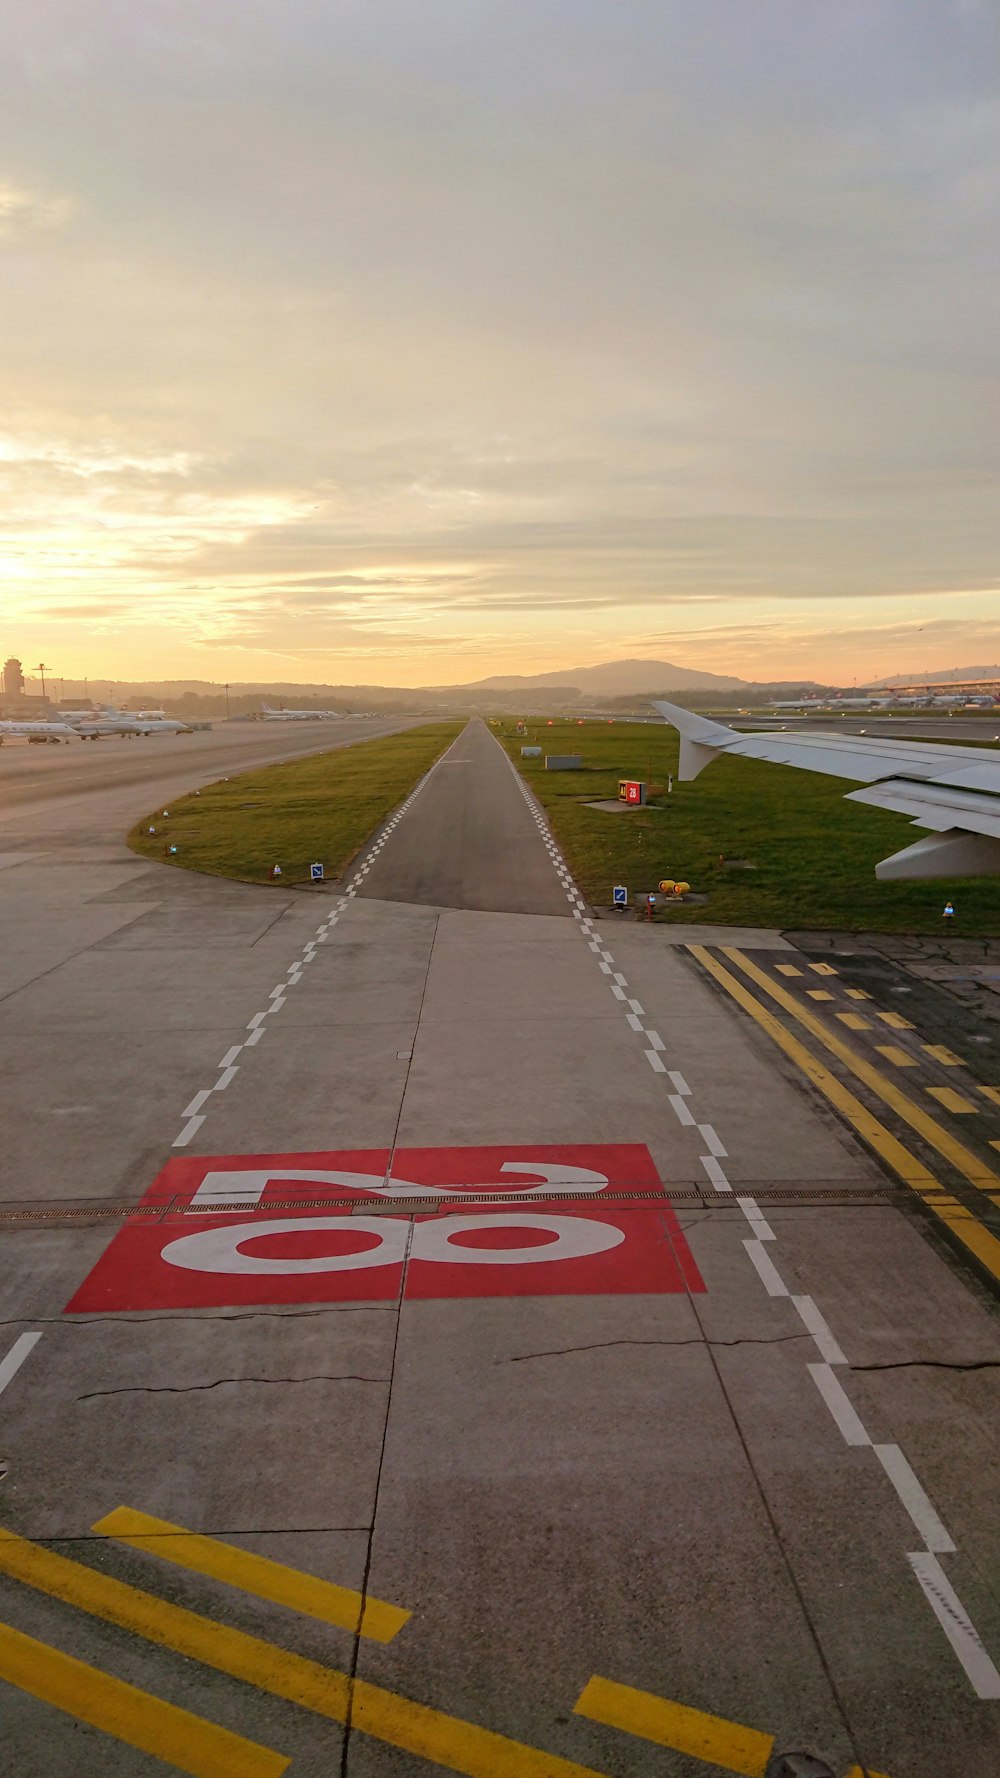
668,1070,690,1094
219,1046,242,1069
744,1239,789,1298
698,1122,726,1156
875,1445,955,1554
244,1027,265,1047
645,1030,665,1051
611,984,626,1001
213,1065,238,1092
792,1294,846,1366
701,1154,732,1192
626,1013,643,1031
246,1011,266,1029
669,1094,695,1126
628,999,645,1016
645,1049,666,1073
736,1196,775,1241
808,1361,871,1446
173,1114,206,1148
0,1333,41,1398
908,1552,1000,1697
181,1089,211,1120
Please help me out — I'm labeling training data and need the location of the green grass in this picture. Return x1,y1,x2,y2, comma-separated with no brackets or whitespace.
128,723,464,885
497,718,1000,935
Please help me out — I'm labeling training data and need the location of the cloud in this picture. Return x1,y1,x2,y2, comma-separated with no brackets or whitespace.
1,2,997,681
0,177,72,239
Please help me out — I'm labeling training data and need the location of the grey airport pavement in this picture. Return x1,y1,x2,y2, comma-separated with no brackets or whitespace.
0,716,999,1778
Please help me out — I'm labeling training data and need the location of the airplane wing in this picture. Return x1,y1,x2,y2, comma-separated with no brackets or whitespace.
652,700,1000,881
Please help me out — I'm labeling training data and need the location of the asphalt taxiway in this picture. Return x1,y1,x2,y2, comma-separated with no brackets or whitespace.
1,717,999,1778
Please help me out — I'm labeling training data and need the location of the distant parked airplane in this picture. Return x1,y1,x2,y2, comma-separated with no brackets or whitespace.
0,719,78,744
261,703,342,721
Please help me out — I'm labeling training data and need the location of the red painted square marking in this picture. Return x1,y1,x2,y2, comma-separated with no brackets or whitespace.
66,1145,704,1312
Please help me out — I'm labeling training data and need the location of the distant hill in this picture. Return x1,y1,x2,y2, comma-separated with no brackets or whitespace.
871,664,1000,686
461,659,748,694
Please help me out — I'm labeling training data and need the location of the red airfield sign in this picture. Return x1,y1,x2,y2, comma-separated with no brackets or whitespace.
66,1144,704,1313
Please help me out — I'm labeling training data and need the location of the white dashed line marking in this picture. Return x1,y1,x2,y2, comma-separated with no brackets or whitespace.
875,1446,955,1555
0,1333,41,1399
501,730,1000,1700
792,1295,846,1366
908,1554,1000,1698
808,1361,870,1445
173,1114,206,1149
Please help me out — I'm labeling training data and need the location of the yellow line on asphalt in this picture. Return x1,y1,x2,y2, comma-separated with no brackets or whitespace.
576,1676,894,1778
876,1045,916,1068
926,1086,976,1115
720,948,1000,1195
576,1676,773,1776
0,1618,287,1778
94,1506,409,1643
0,1527,610,1778
688,947,1000,1285
923,1044,963,1067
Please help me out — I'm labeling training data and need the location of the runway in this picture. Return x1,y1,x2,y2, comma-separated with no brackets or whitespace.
0,717,998,1778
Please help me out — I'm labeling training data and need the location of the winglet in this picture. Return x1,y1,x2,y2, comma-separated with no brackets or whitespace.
651,700,739,781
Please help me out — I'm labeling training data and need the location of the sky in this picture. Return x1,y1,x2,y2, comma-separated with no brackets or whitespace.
2,0,998,690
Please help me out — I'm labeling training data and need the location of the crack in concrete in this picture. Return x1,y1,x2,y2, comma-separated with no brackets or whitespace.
500,1334,811,1364
0,1306,394,1330
851,1358,1000,1374
78,1374,389,1401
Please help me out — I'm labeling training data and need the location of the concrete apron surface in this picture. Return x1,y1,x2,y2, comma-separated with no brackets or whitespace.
0,720,997,1777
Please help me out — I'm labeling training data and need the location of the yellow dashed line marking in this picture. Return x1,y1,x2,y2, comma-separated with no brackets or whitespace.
775,963,802,976
809,962,838,975
876,1010,915,1030
720,949,1000,1193
922,1045,964,1068
0,1528,612,1778
836,1013,872,1030
576,1677,773,1776
0,1620,288,1778
807,989,835,1001
94,1507,410,1643
575,1677,894,1778
845,988,871,1000
688,948,1000,1286
979,1086,1000,1107
877,1045,917,1067
926,1086,976,1115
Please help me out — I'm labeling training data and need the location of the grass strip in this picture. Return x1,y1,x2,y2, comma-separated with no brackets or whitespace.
128,722,463,885
497,718,1000,935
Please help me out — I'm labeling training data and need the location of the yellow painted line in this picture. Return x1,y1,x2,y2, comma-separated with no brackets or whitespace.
923,1044,963,1068
0,1618,287,1778
926,1086,976,1115
992,1140,1000,1154
807,989,834,1001
845,988,871,1000
0,1528,610,1778
876,1010,914,1029
836,1013,871,1030
689,948,1000,1285
576,1676,772,1776
876,1045,917,1068
720,948,1000,1195
775,964,802,976
809,962,838,975
979,1086,1000,1107
94,1506,409,1644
